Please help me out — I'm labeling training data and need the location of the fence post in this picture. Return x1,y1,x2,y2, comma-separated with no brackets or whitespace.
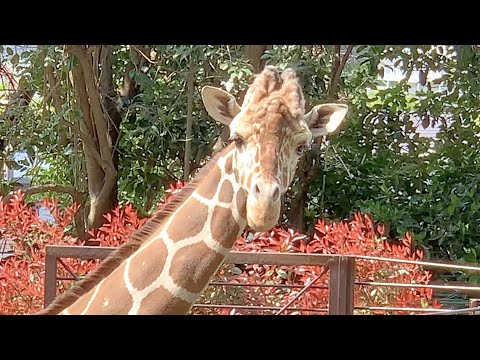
329,256,356,315
469,298,480,315
43,246,58,308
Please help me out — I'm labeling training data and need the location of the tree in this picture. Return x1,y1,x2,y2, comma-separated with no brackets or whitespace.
0,45,254,240
2,44,480,267
0,45,151,239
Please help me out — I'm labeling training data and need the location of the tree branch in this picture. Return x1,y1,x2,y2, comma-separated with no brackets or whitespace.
73,118,112,173
70,64,111,174
119,45,150,98
328,45,354,98
45,64,63,115
244,45,272,72
65,45,114,167
183,60,196,181
98,45,121,159
2,184,85,205
131,45,157,64
45,64,69,146
70,63,95,137
328,45,341,97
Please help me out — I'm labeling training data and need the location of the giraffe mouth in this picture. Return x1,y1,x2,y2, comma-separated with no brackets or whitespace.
246,205,280,232
247,218,277,232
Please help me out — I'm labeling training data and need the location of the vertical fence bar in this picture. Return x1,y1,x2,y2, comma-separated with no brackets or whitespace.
329,257,356,315
43,248,57,308
469,298,480,314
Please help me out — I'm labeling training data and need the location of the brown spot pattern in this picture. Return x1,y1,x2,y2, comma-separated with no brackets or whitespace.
218,180,234,203
211,206,241,247
236,190,247,219
128,240,167,291
224,156,233,174
82,266,133,314
66,288,96,314
167,198,208,242
137,286,192,315
196,165,221,199
169,242,226,294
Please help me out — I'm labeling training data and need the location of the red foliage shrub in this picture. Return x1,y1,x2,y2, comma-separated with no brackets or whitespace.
0,181,185,315
1,182,441,315
0,192,78,314
205,213,441,315
0,192,146,314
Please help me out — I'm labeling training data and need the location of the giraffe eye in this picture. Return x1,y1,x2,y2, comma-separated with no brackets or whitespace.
230,134,244,148
296,144,308,155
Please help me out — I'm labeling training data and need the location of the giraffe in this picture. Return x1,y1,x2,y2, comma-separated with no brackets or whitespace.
37,65,348,315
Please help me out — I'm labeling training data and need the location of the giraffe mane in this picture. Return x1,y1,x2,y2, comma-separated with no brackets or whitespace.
242,66,305,119
35,143,235,315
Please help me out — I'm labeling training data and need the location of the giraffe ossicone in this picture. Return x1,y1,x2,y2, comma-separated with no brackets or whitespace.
37,65,348,315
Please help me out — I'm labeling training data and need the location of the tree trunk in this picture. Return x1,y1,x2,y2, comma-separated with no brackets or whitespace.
245,45,272,72
285,150,317,231
284,45,354,233
67,45,119,231
66,45,150,233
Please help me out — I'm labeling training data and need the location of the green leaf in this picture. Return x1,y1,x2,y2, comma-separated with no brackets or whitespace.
6,47,14,56
462,248,477,263
276,269,288,279
10,54,19,66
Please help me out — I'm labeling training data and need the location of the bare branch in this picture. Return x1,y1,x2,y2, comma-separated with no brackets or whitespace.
45,64,63,114
120,45,151,98
131,45,157,64
41,81,60,108
70,64,109,172
69,56,116,178
2,184,85,205
65,45,113,166
70,64,95,135
401,67,414,85
328,45,354,98
328,45,341,97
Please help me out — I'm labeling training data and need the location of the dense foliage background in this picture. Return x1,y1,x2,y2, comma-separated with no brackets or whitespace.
1,44,480,270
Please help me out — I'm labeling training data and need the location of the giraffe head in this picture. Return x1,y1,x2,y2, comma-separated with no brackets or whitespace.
202,66,348,231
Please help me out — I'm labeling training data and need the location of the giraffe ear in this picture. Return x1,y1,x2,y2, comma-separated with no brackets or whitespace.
201,86,241,126
304,103,348,139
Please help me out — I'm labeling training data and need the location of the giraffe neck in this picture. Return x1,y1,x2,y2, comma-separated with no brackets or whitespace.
60,145,246,315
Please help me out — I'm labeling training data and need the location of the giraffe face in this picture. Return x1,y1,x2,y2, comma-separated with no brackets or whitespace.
228,99,311,231
202,66,348,232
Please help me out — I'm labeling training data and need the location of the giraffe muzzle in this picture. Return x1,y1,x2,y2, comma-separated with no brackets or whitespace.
246,180,281,231
252,181,280,203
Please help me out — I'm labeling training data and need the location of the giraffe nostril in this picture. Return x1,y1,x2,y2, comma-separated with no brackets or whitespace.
254,184,261,198
272,186,280,202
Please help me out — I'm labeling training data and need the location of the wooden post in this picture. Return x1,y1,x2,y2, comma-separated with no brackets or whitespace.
469,298,480,315
329,257,356,315
43,246,58,308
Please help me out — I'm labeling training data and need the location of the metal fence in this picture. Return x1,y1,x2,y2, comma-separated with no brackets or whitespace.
43,245,480,315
